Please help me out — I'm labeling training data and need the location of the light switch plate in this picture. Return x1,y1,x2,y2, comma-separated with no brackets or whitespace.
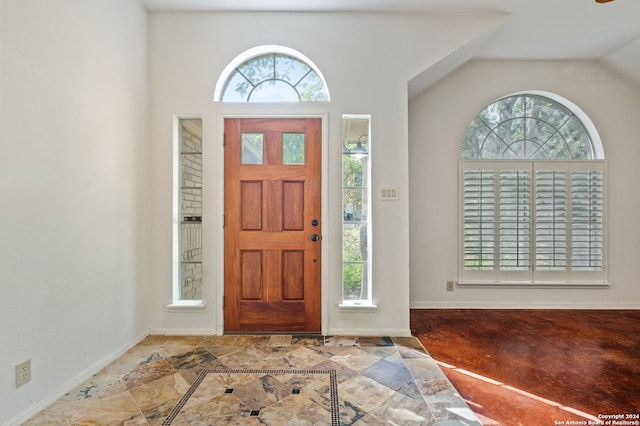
381,187,398,200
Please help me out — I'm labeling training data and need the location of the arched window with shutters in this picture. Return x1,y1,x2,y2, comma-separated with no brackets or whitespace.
459,92,607,285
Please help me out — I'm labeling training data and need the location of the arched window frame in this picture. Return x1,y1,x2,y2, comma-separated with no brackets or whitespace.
214,45,330,103
459,92,608,286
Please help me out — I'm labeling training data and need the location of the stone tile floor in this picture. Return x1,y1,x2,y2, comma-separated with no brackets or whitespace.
25,335,480,425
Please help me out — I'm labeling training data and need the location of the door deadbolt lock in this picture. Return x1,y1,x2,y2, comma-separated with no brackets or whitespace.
311,219,319,226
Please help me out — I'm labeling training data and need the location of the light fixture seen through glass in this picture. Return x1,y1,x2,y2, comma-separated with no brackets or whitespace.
344,135,368,159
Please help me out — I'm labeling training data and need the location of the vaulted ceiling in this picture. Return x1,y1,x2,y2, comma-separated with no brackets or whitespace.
140,0,640,90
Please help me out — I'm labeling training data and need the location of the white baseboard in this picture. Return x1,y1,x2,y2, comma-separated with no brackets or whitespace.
150,328,413,337
149,327,219,336
410,302,640,309
8,330,150,426
326,327,412,337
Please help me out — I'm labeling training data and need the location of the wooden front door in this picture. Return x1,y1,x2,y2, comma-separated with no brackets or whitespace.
224,118,322,332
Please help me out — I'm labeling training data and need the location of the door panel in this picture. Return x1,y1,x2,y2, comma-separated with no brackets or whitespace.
241,182,262,230
224,118,321,332
282,250,304,300
241,251,262,299
283,182,304,230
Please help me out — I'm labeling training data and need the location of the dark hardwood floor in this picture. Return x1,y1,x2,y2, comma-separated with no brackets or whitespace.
411,309,640,426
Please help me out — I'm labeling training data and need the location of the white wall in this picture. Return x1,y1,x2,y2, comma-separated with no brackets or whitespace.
603,38,640,89
409,60,640,309
10,5,634,422
147,12,506,335
0,0,148,423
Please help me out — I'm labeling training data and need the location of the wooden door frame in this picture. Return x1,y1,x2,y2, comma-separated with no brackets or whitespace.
216,112,329,335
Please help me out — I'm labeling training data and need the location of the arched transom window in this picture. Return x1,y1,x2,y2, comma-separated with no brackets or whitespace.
216,46,329,102
462,94,596,160
459,93,606,285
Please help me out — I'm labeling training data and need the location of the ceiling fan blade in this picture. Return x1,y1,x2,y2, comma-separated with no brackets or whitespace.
595,0,615,3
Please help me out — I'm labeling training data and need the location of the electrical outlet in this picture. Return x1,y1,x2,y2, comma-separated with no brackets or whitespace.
16,359,31,387
446,281,454,291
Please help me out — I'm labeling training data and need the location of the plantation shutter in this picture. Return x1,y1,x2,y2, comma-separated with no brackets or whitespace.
460,160,605,284
535,168,567,271
499,169,530,271
462,168,495,272
461,162,532,282
570,166,604,272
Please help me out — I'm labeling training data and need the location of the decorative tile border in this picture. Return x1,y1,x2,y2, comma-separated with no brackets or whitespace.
162,368,339,425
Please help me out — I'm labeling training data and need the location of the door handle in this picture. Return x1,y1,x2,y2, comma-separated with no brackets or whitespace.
311,234,321,242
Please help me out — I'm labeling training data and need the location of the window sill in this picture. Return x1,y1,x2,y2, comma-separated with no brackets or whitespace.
166,301,206,312
338,302,378,312
457,281,610,289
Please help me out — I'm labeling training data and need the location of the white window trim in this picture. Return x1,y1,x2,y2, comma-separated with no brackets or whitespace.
167,300,207,312
213,45,330,102
341,114,373,306
168,115,205,309
338,302,378,311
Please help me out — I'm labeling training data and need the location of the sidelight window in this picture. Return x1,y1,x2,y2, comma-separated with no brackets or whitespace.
341,115,372,304
173,118,203,303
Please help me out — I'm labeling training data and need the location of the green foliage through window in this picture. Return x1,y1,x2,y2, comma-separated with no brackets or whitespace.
222,53,329,102
342,115,370,302
461,95,594,160
283,133,305,164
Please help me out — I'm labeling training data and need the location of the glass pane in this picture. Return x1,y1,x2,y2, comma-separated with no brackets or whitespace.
463,94,594,160
525,119,556,154
559,116,592,159
283,133,305,164
181,187,202,219
181,222,202,262
222,71,252,102
250,80,299,102
343,263,367,301
526,95,572,128
343,189,366,222
181,153,202,188
181,120,202,153
238,54,275,85
343,155,364,187
275,55,311,84
181,262,202,300
343,224,367,262
296,70,329,101
480,96,524,129
537,132,570,160
461,117,491,159
478,133,507,159
494,119,524,159
241,133,263,164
